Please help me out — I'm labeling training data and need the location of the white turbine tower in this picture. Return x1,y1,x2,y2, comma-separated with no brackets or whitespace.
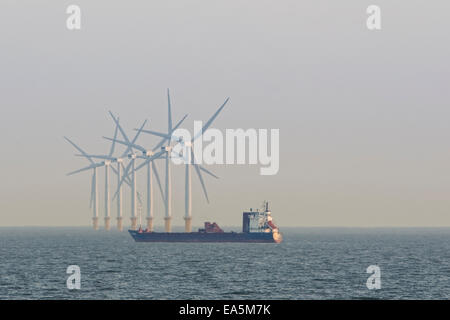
165,90,173,232
103,119,119,230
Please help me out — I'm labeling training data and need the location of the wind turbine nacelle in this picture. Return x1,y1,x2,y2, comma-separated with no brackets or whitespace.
172,136,184,143
128,154,137,159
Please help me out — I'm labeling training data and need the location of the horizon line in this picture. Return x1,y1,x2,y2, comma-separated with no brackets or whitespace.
2,225,450,229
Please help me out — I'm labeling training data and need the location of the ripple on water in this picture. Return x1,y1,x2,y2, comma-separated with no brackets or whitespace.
1,228,450,299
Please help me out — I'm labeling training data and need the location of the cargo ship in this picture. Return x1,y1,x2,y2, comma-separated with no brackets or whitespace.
129,201,282,243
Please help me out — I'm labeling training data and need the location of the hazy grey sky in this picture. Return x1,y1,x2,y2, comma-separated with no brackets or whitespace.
1,1,450,227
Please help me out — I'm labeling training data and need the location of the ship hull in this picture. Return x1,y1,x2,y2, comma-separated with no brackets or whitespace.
129,230,282,243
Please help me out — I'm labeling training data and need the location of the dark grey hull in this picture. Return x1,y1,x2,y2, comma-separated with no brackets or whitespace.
128,230,282,243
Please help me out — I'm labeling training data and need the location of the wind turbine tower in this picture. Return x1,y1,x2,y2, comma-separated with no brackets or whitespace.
116,159,123,231
92,168,99,230
182,97,229,231
130,153,138,230
164,90,173,232
104,161,111,230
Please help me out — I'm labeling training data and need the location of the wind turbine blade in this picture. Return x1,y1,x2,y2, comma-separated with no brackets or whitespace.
152,139,167,153
167,89,173,133
129,119,147,148
190,148,210,202
134,150,165,172
199,166,219,179
123,177,132,188
109,111,134,157
111,164,132,190
112,160,133,200
151,161,164,201
110,165,118,176
103,136,147,154
121,160,133,182
67,162,103,176
174,114,188,131
108,117,120,157
109,112,130,143
137,129,182,144
152,114,188,152
194,163,209,203
192,98,229,143
122,119,146,156
135,129,170,139
64,137,94,165
121,162,133,187
137,192,143,206
134,158,150,173
74,154,115,161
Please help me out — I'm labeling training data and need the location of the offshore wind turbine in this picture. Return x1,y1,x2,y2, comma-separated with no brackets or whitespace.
77,113,146,231
182,97,229,232
103,135,165,232
141,95,229,232
68,117,120,230
73,153,129,230
73,117,137,230
135,89,188,232
80,156,134,231
64,137,104,230
114,104,187,231
103,118,119,230
107,112,147,230
164,89,174,233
